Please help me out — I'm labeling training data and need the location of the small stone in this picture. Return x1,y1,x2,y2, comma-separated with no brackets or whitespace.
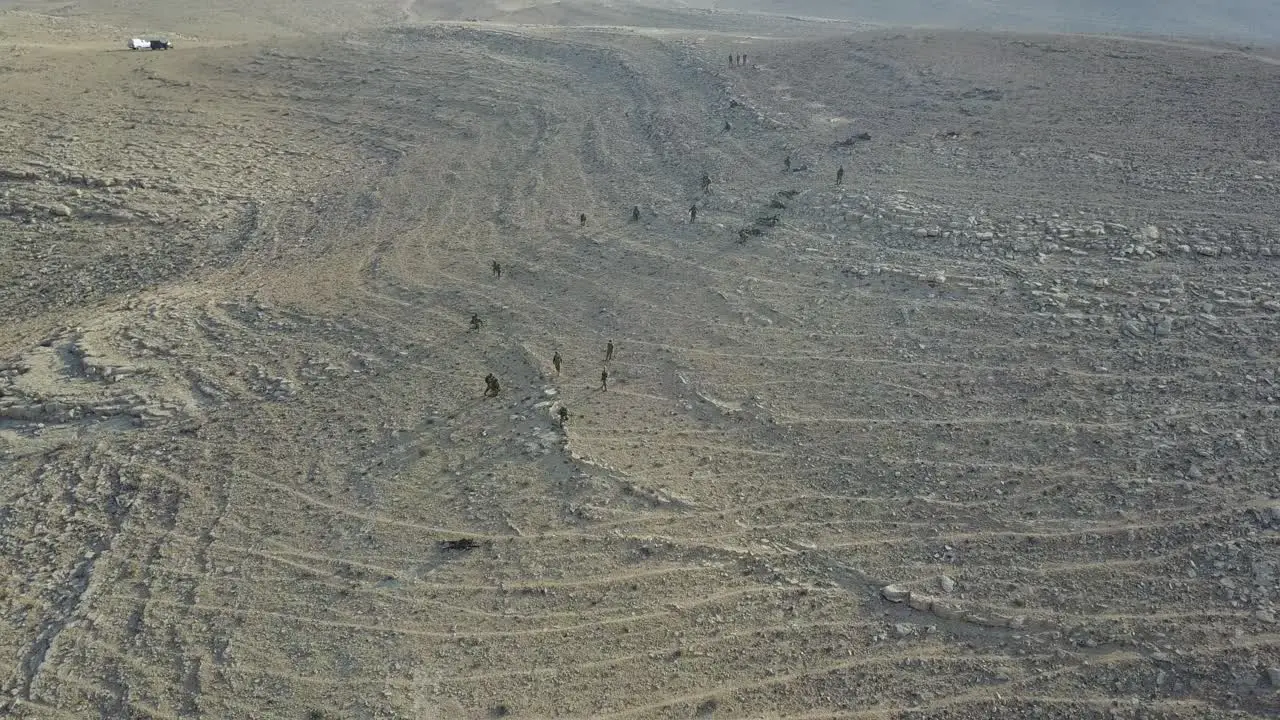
939,575,955,593
48,203,72,217
881,584,910,603
893,623,914,637
1140,225,1160,241
1268,667,1280,687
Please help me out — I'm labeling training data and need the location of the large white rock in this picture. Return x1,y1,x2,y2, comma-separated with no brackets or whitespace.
881,584,910,603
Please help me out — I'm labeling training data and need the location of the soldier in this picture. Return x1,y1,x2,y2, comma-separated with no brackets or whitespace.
723,121,731,133
470,313,483,331
605,340,614,362
484,373,500,397
836,165,844,185
491,260,502,278
742,54,747,66
700,173,711,193
784,155,791,172
600,369,608,392
557,405,569,426
579,213,587,226
552,351,562,374
728,53,734,67
632,205,641,222
689,204,698,223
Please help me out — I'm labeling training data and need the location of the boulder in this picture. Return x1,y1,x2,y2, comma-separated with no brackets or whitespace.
881,584,910,603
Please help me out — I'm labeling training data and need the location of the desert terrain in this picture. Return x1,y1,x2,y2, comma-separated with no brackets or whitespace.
1,1,1279,718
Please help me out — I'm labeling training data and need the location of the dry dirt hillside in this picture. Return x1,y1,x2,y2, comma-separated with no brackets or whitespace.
1,2,1279,719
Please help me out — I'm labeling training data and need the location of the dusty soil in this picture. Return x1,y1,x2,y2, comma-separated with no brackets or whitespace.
1,2,1278,718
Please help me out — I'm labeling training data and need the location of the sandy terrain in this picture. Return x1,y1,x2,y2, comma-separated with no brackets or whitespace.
2,1,1279,718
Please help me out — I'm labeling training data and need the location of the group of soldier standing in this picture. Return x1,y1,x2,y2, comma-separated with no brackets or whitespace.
473,280,618,426
470,70,855,423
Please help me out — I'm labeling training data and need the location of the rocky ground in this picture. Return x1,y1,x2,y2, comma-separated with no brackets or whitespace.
1,3,1278,719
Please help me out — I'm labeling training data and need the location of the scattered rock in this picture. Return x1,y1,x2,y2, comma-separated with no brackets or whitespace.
907,593,933,612
931,600,963,620
1265,504,1280,526
833,131,872,147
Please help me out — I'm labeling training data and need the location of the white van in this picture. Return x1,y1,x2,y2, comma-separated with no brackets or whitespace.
129,38,172,50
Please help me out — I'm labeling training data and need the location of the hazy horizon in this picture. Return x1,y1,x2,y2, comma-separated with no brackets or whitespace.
685,0,1280,42
2,0,1279,41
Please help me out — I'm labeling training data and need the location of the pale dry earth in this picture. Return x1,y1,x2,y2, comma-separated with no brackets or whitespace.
1,2,1279,718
